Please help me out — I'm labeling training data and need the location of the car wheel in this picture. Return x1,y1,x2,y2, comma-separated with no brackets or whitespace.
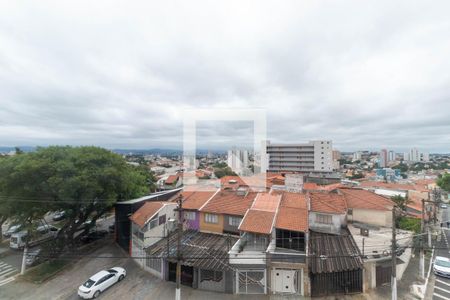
118,275,124,282
93,290,101,298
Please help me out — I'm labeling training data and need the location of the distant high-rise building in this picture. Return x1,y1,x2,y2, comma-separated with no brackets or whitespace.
261,140,333,173
352,151,362,162
388,150,395,162
227,149,249,175
421,152,430,162
403,152,410,162
379,149,388,168
410,148,420,162
332,150,341,160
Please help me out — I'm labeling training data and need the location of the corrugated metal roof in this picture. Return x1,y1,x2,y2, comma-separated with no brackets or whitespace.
309,229,363,274
146,230,238,271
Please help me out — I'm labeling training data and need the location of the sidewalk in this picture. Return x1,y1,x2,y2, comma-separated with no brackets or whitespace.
365,248,429,300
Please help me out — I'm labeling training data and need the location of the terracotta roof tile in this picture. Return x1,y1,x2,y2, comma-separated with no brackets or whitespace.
130,202,166,228
177,190,217,210
309,192,347,214
251,193,281,212
274,192,308,232
339,188,394,211
165,174,179,185
239,209,275,234
200,190,257,216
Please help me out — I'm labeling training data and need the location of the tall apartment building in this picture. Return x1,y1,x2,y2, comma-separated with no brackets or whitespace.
388,150,395,162
261,140,333,173
379,149,388,168
352,151,362,162
421,152,430,162
227,148,249,175
410,148,420,162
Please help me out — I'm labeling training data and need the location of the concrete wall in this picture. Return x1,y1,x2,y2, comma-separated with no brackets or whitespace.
309,212,344,234
142,204,177,248
350,208,392,227
199,212,224,234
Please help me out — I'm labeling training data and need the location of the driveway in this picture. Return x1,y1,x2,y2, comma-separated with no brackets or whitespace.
0,241,266,300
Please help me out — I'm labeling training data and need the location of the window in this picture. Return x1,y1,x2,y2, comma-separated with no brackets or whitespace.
348,208,353,215
275,229,305,251
149,217,158,229
316,213,332,224
184,211,196,221
228,216,242,227
200,269,223,282
205,213,218,224
159,214,166,225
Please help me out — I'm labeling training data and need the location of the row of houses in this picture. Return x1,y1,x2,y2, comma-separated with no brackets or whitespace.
116,176,412,297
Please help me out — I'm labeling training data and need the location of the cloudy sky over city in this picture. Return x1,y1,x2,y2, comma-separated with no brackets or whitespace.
1,1,450,152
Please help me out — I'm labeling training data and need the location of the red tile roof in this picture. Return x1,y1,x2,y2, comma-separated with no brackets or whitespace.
165,174,179,185
275,192,308,232
168,190,217,210
251,193,281,212
309,192,347,214
276,207,308,232
239,209,276,234
339,188,394,211
130,202,166,228
200,190,257,216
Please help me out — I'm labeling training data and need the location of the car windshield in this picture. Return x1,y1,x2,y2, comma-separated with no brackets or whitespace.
83,279,95,288
107,269,118,273
436,259,450,268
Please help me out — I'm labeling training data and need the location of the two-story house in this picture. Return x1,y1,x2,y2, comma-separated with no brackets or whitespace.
129,201,177,277
308,192,347,234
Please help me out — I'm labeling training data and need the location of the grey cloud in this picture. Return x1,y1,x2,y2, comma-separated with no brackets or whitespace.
1,1,450,152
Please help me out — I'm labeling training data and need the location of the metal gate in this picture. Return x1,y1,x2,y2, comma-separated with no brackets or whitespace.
376,264,391,286
310,269,363,297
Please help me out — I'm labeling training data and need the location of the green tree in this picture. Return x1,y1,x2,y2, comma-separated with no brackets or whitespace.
391,195,411,211
437,173,450,192
0,146,152,249
214,167,237,178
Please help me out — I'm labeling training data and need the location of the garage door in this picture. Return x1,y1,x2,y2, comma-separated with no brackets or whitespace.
272,269,298,294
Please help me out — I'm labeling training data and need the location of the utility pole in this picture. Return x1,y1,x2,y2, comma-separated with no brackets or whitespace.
175,194,183,300
391,207,397,300
420,199,425,279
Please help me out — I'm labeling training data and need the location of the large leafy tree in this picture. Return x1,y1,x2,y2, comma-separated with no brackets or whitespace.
0,146,152,248
437,173,450,192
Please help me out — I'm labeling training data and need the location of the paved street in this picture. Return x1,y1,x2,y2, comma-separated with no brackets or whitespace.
432,206,450,300
0,215,114,289
0,241,267,300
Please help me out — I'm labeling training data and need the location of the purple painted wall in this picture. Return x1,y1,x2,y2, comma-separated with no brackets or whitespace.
184,210,200,230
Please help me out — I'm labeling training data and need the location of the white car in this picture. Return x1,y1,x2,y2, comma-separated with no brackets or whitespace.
441,204,448,209
78,267,126,299
434,256,450,278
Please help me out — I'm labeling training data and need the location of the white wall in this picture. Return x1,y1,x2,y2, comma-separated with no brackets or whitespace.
309,211,344,234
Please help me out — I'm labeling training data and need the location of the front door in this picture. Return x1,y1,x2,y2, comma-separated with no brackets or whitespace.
272,269,298,294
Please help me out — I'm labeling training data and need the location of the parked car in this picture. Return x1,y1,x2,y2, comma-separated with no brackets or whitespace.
10,225,59,249
25,247,48,266
78,267,126,299
3,224,22,238
80,230,108,244
52,211,66,221
441,204,448,209
434,256,450,277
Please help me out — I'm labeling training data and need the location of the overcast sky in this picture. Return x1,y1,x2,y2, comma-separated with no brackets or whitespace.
1,1,450,152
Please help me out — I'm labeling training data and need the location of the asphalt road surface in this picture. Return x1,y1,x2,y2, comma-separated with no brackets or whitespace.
433,206,450,300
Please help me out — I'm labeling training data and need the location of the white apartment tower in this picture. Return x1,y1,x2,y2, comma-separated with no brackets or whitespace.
261,140,333,173
227,149,249,175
